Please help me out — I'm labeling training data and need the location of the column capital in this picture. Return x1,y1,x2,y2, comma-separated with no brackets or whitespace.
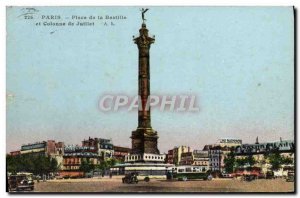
133,23,155,48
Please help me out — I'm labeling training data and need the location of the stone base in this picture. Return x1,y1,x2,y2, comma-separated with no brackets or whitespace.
125,153,166,163
131,128,160,154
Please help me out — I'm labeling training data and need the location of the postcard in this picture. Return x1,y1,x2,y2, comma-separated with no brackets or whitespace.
6,6,295,193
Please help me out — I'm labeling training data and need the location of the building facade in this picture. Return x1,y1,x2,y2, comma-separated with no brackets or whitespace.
168,146,192,165
62,145,99,174
208,146,230,172
167,149,174,164
207,138,242,172
179,152,193,165
9,150,21,156
82,137,114,160
99,139,114,160
235,139,294,155
20,140,64,156
192,150,210,168
178,150,209,171
113,146,131,162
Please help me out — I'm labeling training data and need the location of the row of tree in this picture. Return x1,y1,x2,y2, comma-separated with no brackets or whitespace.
223,149,293,173
223,152,256,173
6,154,58,175
266,151,293,170
79,158,119,174
7,154,120,176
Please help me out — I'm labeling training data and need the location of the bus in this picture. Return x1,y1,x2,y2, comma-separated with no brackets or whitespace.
171,166,212,181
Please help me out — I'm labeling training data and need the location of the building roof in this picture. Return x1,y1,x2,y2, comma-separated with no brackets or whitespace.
113,146,131,152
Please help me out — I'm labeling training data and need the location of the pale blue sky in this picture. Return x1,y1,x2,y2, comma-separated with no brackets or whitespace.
7,7,294,153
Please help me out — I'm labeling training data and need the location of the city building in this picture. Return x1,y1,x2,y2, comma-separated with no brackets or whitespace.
170,146,192,165
217,138,242,148
50,141,65,169
16,140,65,171
60,137,115,177
20,140,64,157
20,141,47,155
82,137,114,160
99,139,114,160
179,152,193,165
179,150,209,171
235,138,294,155
113,146,131,162
209,146,231,172
192,150,210,168
9,150,21,156
61,145,99,177
206,138,242,172
234,138,295,175
167,149,174,164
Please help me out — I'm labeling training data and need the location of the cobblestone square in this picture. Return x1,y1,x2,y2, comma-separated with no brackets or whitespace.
30,177,294,193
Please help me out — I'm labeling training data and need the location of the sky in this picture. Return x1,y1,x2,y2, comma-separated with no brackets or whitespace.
6,7,294,153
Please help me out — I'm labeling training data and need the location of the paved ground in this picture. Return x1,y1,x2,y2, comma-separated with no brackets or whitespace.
30,177,295,193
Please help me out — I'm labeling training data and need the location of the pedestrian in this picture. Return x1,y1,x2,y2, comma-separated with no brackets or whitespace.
109,172,112,179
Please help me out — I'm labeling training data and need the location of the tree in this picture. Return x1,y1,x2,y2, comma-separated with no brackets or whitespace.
246,155,256,166
50,158,58,173
96,158,119,175
281,156,293,165
225,153,257,173
267,151,282,171
236,158,247,167
264,146,294,171
38,155,51,174
106,158,117,167
224,150,235,173
6,154,57,175
79,158,94,174
98,160,108,171
6,154,17,174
